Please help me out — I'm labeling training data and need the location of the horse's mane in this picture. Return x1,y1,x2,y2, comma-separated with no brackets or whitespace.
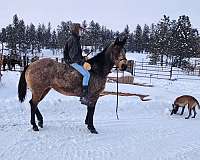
87,44,114,75
88,46,108,65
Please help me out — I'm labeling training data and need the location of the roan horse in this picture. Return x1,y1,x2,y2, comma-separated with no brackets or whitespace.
18,37,127,134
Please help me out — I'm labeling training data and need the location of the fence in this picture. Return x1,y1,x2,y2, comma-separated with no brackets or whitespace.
2,55,200,82
129,61,200,81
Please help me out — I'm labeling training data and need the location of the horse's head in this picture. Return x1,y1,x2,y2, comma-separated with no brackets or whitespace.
109,37,128,71
87,37,128,75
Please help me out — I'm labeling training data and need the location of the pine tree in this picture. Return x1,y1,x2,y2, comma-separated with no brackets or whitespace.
45,22,52,49
0,28,6,54
50,30,58,54
168,20,177,63
127,33,134,52
6,24,16,52
149,23,160,64
134,24,143,53
88,20,101,51
175,15,197,66
36,24,43,52
142,24,150,53
12,14,19,53
57,21,71,49
17,20,26,54
26,23,37,55
122,25,130,49
41,24,47,48
156,15,171,66
81,20,88,49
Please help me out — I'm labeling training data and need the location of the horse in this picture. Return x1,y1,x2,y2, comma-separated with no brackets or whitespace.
3,54,22,71
18,37,128,134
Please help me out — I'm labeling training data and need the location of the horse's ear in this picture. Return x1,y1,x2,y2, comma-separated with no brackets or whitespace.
114,37,120,46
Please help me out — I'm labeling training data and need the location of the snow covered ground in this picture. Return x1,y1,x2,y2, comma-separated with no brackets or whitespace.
0,52,200,160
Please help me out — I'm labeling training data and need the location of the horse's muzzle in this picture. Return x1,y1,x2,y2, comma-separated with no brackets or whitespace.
120,64,127,71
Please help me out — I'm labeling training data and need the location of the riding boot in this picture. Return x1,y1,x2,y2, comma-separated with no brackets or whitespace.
80,86,91,106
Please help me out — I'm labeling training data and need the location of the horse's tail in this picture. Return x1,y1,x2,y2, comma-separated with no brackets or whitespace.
18,65,29,103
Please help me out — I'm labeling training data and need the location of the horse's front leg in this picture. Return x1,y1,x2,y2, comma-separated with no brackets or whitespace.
85,99,98,134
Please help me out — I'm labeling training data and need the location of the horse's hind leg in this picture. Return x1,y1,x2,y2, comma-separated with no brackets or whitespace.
29,88,50,131
29,99,39,131
36,88,51,128
35,107,43,128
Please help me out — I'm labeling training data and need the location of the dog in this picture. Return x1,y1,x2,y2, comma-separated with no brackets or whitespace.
170,95,200,119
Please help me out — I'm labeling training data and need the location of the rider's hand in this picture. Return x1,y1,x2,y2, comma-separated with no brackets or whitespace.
83,62,91,70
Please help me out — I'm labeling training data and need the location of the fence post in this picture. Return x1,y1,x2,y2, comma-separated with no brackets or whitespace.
133,61,136,76
199,68,200,76
169,66,173,80
150,74,152,84
142,59,143,70
131,60,134,75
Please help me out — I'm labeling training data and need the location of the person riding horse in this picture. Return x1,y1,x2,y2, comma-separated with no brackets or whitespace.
63,23,90,106
18,36,128,133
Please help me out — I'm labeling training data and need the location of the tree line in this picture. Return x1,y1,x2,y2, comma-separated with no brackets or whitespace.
0,14,199,67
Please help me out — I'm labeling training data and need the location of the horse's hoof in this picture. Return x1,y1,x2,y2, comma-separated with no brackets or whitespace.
85,120,88,125
88,126,98,134
33,126,39,131
185,117,189,119
90,129,98,134
38,121,43,128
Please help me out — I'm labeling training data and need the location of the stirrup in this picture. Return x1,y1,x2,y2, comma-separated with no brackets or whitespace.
80,97,92,106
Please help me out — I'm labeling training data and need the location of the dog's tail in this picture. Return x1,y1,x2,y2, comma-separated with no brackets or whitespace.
193,97,200,109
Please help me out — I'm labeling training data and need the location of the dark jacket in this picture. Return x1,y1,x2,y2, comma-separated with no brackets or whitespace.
64,33,84,65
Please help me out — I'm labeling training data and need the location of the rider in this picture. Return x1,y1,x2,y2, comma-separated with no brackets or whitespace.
64,23,91,105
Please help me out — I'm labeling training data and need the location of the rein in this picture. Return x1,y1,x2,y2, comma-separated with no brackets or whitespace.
85,50,93,57
114,52,129,121
116,67,119,120
86,46,126,120
115,58,127,120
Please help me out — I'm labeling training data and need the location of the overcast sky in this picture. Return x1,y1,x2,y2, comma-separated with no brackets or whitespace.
0,0,199,32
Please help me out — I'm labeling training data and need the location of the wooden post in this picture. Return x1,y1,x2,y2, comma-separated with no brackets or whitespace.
169,66,173,80
149,74,152,84
131,60,134,75
61,58,64,63
133,61,136,76
0,54,2,82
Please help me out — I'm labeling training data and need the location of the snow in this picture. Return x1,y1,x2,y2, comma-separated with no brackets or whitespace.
1,51,200,160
